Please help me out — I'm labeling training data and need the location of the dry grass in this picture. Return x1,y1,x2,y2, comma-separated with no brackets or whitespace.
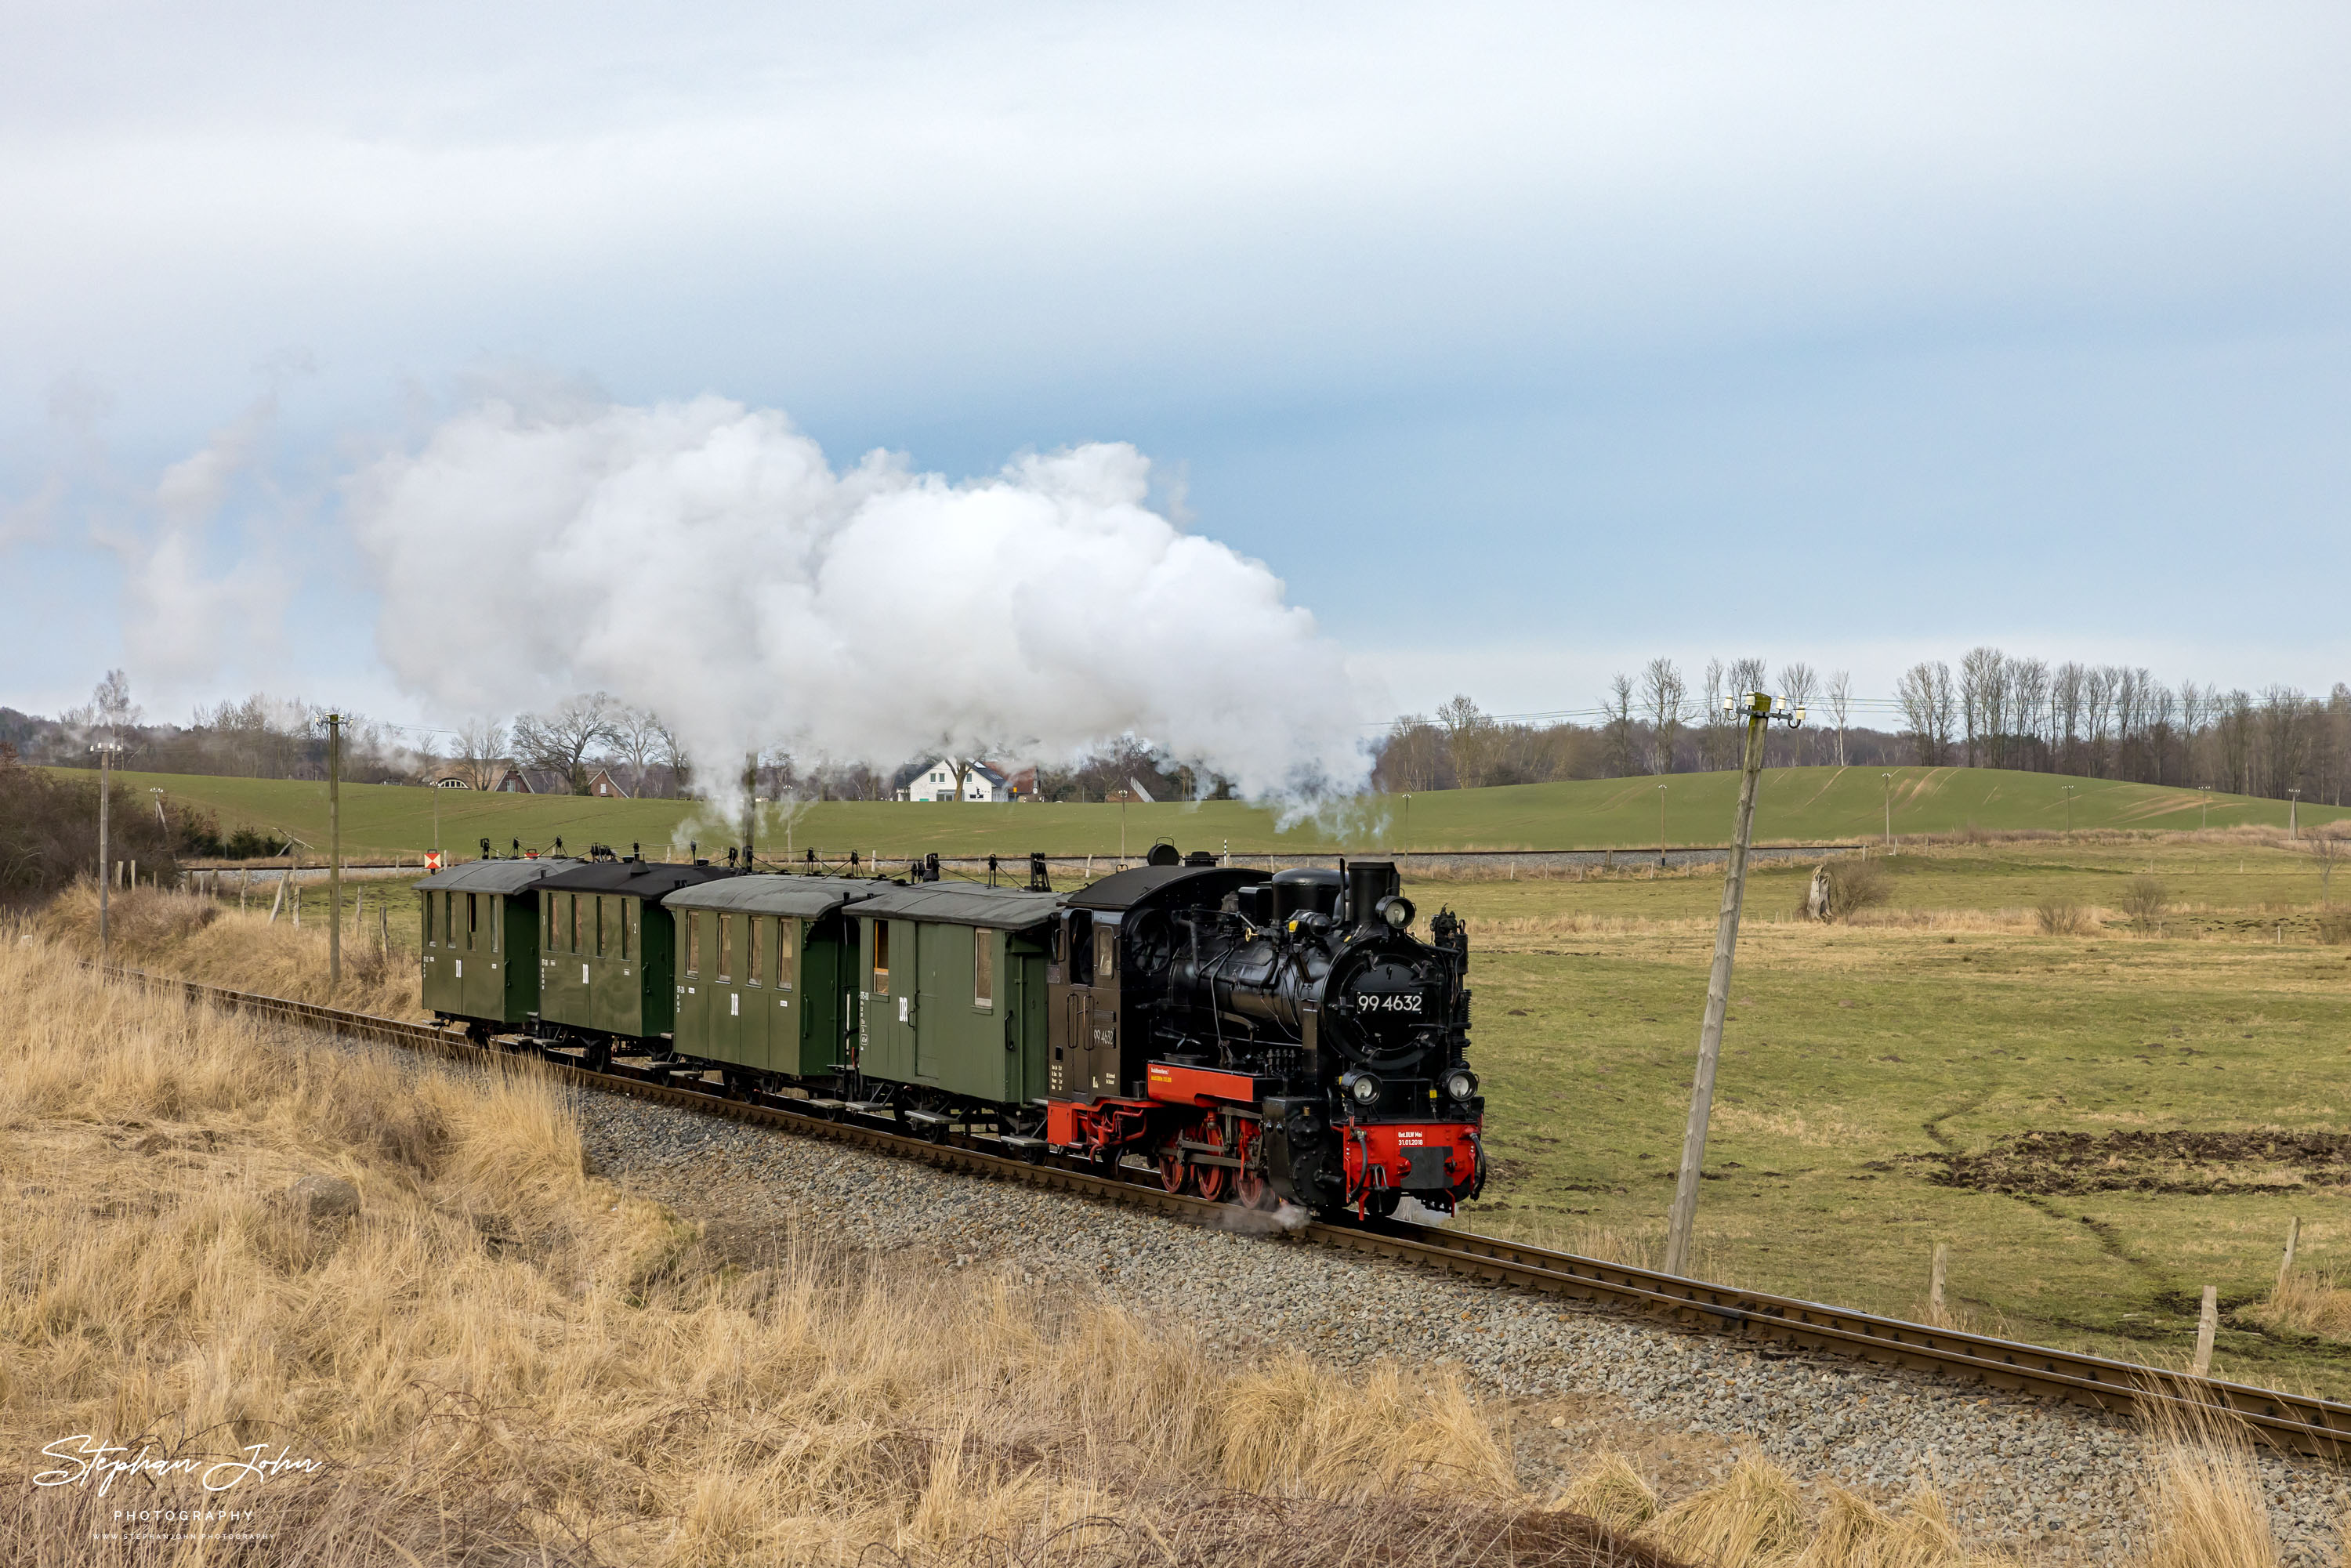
8,932,2331,1566
2246,1273,2351,1343
2132,1394,2283,1568
0,936,1675,1566
34,881,422,1019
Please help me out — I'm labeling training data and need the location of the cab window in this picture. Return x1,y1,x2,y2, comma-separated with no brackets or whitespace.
1094,923,1117,980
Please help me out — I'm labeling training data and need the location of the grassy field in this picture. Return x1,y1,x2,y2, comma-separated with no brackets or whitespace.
1436,829,2351,1397
71,782,2351,1401
53,762,2351,863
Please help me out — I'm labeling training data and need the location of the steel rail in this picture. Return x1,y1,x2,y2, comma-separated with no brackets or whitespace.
112,969,2351,1461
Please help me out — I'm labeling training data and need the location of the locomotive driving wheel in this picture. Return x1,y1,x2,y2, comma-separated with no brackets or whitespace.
1232,1119,1277,1211
1156,1129,1187,1194
1187,1114,1230,1203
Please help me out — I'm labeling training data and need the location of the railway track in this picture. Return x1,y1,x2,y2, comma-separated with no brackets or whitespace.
118,968,2351,1462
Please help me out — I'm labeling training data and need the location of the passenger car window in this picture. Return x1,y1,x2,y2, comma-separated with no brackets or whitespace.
973,929,994,1009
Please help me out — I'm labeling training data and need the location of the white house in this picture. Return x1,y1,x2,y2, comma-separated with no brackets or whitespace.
900,759,1014,802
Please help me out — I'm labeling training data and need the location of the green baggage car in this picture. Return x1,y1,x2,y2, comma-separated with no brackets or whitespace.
415,856,581,1030
663,875,877,1086
850,882,1060,1126
532,860,738,1056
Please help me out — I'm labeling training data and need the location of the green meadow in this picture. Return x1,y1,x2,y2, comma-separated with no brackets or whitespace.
54,763,2351,863
1436,835,2351,1396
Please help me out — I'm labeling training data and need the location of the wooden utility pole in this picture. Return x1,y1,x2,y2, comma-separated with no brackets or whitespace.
1665,690,1792,1277
92,740,122,965
328,713,342,987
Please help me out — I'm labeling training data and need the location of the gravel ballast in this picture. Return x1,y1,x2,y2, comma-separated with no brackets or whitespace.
554,1087,2351,1566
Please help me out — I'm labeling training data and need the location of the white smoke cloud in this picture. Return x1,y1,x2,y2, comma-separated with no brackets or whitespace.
345,393,1377,807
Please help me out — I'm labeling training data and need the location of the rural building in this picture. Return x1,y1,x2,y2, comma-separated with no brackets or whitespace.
897,759,1014,802
585,768,630,798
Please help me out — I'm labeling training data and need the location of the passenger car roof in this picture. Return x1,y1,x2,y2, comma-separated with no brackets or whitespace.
412,857,582,894
849,882,1063,930
663,875,880,918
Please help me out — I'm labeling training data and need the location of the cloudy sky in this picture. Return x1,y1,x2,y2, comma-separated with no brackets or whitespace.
4,2,2347,750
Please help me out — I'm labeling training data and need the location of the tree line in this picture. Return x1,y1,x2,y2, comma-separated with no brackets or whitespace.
2,675,1230,806
1376,651,2351,808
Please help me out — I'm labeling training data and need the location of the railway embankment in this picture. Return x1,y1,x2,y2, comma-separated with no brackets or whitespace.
573,1083,2351,1565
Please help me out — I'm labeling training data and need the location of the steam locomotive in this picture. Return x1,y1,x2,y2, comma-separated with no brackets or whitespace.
1048,855,1483,1218
415,845,1484,1219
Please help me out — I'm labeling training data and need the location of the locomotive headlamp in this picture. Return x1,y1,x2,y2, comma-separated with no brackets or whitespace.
1443,1067,1479,1103
1344,1071,1382,1106
1377,894,1416,929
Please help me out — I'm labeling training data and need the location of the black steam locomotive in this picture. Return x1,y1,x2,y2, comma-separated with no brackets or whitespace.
1044,856,1484,1218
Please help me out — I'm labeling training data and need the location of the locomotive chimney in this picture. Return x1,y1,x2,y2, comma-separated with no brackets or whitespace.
1347,860,1399,929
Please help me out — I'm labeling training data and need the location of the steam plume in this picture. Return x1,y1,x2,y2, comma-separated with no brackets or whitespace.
346,395,1375,809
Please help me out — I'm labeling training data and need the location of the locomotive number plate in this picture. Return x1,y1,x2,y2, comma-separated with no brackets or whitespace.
1364,993,1425,1014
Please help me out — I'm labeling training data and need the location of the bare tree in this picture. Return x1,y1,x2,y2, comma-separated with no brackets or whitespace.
453,717,509,791
1827,670,1853,766
653,717,692,798
1778,662,1818,763
1897,661,1957,766
1639,658,1687,774
1698,660,1734,770
92,669,139,739
2309,826,2347,906
1382,715,1444,792
513,692,620,795
1436,694,1499,788
610,706,665,795
1603,675,1638,777
2011,658,2050,770
1959,646,2003,768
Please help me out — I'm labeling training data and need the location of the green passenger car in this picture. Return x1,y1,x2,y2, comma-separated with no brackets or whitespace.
415,857,579,1027
663,876,875,1081
853,884,1060,1108
532,862,737,1044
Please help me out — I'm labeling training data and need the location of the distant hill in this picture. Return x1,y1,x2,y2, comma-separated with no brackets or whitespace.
45,765,2346,863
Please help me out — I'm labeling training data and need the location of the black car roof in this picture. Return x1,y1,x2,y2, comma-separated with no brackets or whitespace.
1066,863,1260,911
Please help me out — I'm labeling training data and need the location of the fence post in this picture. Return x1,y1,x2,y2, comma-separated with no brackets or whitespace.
2279,1215,2302,1288
2191,1285,2219,1377
1930,1242,1949,1324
